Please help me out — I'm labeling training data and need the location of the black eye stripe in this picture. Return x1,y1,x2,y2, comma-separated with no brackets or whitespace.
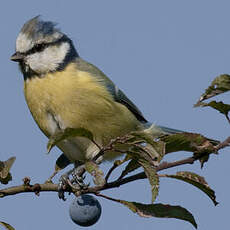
22,36,68,56
29,43,47,54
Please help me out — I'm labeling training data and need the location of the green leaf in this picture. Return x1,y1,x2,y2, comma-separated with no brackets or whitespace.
115,131,165,167
0,221,15,230
0,157,16,179
114,200,197,228
138,159,159,203
118,159,141,180
85,161,105,186
163,171,218,206
195,74,230,104
160,133,218,167
195,100,230,118
0,173,12,185
160,133,216,154
47,128,94,153
0,157,16,184
113,154,131,167
130,131,165,163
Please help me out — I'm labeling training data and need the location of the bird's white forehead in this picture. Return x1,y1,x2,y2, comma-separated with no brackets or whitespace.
16,31,63,53
16,33,33,53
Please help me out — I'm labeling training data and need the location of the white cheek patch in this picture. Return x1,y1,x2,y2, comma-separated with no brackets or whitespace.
26,42,70,74
16,33,34,53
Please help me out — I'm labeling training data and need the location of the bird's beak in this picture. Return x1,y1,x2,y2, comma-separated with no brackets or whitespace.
10,52,25,62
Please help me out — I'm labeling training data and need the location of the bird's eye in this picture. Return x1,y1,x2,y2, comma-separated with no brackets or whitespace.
25,43,48,55
33,43,45,52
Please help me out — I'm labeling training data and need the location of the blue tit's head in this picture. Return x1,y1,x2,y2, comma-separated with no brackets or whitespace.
11,16,78,79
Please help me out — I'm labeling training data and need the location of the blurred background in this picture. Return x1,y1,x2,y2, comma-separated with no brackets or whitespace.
1,1,230,229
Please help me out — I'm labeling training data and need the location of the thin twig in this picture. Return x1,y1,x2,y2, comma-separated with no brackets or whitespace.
156,157,195,171
105,164,118,182
95,192,121,202
215,136,230,151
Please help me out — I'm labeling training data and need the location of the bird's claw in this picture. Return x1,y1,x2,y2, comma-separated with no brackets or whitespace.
72,173,86,188
58,174,69,201
71,166,89,190
57,165,89,200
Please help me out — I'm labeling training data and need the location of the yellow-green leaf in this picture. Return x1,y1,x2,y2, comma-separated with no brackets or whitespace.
113,155,131,167
195,100,230,117
162,171,218,206
113,200,197,229
47,128,94,153
0,157,15,179
195,74,230,104
160,133,217,154
85,161,105,186
130,131,165,163
0,157,16,184
138,159,159,203
0,221,15,230
117,131,165,167
0,173,12,185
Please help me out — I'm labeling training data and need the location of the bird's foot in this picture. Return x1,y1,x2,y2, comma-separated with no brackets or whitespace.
71,165,89,190
58,172,70,201
58,165,89,200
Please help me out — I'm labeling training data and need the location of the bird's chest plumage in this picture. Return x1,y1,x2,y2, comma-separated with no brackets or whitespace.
23,64,140,161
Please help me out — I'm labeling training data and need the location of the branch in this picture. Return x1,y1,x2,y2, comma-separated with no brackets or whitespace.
1,136,229,198
0,156,195,198
0,183,58,197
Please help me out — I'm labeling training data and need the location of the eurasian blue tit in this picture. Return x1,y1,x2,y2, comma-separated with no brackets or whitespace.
10,16,183,164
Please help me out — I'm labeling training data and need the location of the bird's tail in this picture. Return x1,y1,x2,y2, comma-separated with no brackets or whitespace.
144,123,220,146
157,125,184,135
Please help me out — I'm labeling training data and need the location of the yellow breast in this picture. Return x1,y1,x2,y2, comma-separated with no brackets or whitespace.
24,63,140,161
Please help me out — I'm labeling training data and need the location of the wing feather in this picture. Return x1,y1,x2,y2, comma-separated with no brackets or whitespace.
75,58,147,123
